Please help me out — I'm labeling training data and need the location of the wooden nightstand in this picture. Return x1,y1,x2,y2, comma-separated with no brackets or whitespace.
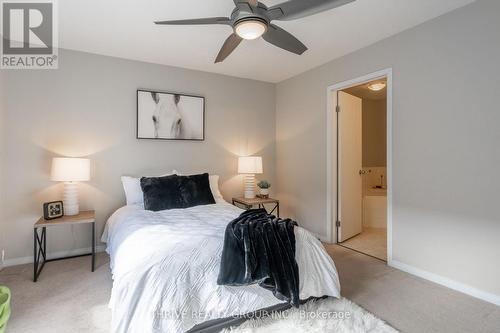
33,210,96,282
232,197,280,217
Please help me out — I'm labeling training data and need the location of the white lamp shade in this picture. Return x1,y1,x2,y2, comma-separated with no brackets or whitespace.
51,157,91,182
238,156,263,174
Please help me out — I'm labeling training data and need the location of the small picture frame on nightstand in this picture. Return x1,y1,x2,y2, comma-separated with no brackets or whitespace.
43,201,64,220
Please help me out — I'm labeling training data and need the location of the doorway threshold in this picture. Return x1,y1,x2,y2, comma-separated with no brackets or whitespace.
337,243,387,263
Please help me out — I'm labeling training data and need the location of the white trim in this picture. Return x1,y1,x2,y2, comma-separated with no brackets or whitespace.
386,70,393,264
325,68,393,265
391,260,500,306
326,83,334,243
2,245,106,268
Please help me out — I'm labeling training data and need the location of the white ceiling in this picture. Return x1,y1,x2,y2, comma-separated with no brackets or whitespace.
59,0,474,83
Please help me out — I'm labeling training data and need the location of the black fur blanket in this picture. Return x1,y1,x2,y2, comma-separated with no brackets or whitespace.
217,209,300,307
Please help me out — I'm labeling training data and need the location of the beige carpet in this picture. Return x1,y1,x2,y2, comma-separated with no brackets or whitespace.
341,227,387,260
1,246,499,333
0,254,112,333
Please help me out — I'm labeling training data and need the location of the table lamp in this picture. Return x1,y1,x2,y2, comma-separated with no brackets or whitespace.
238,156,263,199
51,157,91,216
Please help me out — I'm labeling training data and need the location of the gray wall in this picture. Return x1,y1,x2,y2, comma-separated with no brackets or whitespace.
362,99,387,167
276,0,500,297
1,49,276,262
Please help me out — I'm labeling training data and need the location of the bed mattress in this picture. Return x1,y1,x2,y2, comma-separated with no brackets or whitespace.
104,202,340,333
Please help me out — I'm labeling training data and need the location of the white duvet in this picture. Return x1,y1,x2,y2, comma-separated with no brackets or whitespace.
104,202,340,333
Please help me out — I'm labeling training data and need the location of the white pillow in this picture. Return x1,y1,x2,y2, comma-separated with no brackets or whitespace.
121,176,144,206
209,175,225,203
121,170,178,206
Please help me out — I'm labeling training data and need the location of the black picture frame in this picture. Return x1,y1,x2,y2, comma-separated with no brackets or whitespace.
136,89,205,141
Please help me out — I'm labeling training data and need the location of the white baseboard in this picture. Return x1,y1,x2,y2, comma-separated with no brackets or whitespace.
390,260,500,306
3,245,106,268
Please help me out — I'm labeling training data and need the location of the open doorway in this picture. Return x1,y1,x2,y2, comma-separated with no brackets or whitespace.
328,71,391,262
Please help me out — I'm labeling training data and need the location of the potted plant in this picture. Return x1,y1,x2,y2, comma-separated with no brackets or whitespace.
257,180,271,198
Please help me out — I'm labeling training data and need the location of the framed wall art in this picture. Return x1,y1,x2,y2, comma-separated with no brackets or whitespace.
137,89,205,140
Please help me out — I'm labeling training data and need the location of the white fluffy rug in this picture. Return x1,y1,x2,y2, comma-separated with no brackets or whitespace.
221,297,398,333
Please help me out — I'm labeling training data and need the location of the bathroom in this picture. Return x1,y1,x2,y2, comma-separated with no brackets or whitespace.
337,78,388,261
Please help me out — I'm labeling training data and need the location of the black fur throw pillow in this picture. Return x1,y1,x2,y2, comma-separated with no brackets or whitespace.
140,173,215,211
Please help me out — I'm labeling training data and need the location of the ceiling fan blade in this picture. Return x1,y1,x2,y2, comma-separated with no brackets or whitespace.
155,17,231,25
268,0,355,21
215,33,243,63
234,0,258,7
262,24,307,55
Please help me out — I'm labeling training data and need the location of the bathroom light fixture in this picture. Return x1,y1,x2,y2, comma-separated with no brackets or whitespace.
368,82,386,91
235,19,267,40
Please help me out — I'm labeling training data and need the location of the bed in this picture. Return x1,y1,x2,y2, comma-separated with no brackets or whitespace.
103,201,341,333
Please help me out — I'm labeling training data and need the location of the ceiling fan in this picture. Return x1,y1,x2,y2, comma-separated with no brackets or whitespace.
155,0,355,63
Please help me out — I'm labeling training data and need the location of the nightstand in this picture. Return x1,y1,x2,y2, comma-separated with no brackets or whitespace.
232,197,280,217
33,210,96,282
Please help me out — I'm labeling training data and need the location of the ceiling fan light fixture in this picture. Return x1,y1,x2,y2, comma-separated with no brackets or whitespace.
367,82,386,91
235,19,267,40
156,0,356,63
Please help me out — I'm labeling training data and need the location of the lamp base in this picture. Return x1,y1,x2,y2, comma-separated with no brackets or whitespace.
243,174,256,199
63,182,80,216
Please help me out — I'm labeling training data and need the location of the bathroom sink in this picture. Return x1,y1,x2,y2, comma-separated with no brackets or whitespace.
366,187,387,196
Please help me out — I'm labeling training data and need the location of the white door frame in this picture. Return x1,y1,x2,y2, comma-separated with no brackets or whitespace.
326,68,393,264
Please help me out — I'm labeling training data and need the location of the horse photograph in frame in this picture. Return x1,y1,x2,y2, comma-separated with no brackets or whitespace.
137,89,205,140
